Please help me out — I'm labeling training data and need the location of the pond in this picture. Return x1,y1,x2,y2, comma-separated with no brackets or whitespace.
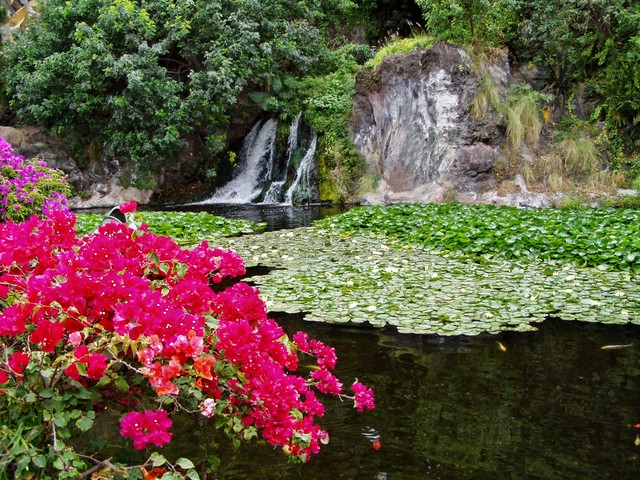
80,203,640,478
159,202,350,231
156,204,640,479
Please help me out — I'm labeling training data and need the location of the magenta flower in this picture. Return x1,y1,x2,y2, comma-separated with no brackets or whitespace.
119,409,173,449
351,381,375,412
119,201,137,213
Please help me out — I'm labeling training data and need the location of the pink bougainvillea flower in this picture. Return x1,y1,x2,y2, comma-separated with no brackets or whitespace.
63,344,109,381
0,202,375,463
351,381,375,412
8,351,29,375
119,201,137,213
199,398,216,418
310,369,343,395
120,409,173,449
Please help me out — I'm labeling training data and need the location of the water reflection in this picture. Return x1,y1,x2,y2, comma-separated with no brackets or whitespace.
73,203,349,232
161,203,349,231
170,316,640,479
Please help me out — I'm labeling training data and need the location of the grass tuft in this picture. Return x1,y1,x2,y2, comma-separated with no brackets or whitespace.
365,34,435,69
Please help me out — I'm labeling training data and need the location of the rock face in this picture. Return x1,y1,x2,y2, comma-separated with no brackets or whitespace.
1,127,152,208
352,42,511,204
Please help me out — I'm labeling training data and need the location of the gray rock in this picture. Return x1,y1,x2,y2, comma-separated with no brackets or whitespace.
352,42,509,204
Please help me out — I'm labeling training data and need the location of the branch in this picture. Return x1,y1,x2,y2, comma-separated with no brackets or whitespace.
76,455,119,480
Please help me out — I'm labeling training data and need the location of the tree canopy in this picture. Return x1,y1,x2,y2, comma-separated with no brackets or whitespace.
1,0,640,185
1,0,348,181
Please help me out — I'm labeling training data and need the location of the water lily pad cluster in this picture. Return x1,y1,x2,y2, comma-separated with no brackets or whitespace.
314,204,640,272
76,211,258,244
217,208,640,335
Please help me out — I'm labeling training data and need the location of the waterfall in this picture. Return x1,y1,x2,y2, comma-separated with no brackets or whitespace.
198,114,317,205
262,113,302,203
285,131,317,205
203,118,278,204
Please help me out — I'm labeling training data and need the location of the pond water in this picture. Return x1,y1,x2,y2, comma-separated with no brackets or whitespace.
160,202,350,231
85,203,640,478
164,315,640,479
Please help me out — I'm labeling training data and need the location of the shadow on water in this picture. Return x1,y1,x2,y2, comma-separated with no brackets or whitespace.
73,203,349,232
163,315,640,480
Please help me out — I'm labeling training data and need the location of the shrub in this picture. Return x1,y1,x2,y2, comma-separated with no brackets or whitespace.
1,0,341,180
0,136,71,222
505,84,553,149
0,203,374,478
364,33,434,69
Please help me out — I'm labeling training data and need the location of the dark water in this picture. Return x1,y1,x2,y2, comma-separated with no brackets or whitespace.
160,203,350,231
158,316,640,480
82,203,640,478
74,202,348,231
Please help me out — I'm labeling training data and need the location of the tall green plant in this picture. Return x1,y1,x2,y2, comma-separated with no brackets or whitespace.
415,0,518,46
509,0,640,163
298,45,366,202
0,0,345,182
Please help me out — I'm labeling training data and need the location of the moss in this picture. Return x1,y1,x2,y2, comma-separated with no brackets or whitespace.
316,144,341,203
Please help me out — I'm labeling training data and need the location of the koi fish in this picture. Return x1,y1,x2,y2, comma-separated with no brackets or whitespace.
601,343,634,350
362,426,381,451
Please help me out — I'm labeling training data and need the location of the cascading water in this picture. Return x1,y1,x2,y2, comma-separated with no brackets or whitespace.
285,132,317,205
197,114,317,205
263,113,302,203
203,118,278,204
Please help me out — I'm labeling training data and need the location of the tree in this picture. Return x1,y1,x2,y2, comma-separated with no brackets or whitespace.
0,0,345,184
415,0,518,46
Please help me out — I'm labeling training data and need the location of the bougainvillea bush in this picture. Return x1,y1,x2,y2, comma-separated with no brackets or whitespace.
0,137,71,222
0,203,374,478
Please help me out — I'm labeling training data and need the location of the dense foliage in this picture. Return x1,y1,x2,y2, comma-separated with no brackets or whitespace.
315,203,640,272
0,204,374,478
2,0,640,190
415,0,518,46
0,137,70,222
416,0,640,165
0,0,349,183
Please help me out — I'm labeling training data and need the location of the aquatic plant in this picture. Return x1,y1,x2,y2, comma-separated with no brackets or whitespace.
213,203,640,336
76,210,261,244
314,203,640,272
0,203,373,478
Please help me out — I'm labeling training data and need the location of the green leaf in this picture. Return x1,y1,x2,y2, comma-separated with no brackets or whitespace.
39,388,54,399
175,457,195,469
149,452,167,467
114,376,130,392
24,392,37,403
75,362,88,377
76,415,94,432
187,471,201,480
95,376,111,387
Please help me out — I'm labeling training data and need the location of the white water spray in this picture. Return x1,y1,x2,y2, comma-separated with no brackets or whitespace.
203,118,278,204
